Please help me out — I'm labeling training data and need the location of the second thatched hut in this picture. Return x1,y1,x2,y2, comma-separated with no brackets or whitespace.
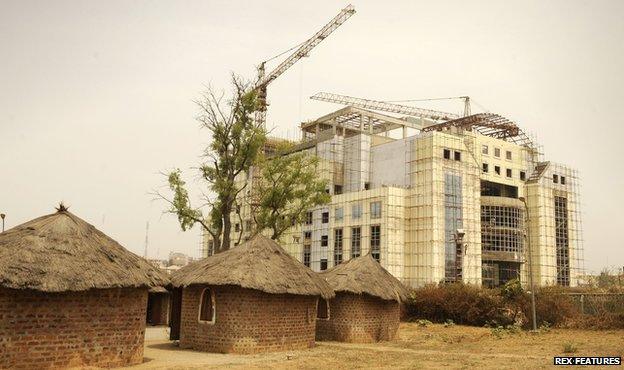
316,254,410,343
170,234,334,354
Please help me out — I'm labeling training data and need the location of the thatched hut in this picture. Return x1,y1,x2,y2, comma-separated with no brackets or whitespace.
0,206,169,369
171,234,334,354
316,254,410,343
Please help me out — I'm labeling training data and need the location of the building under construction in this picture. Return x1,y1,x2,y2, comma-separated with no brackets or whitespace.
201,4,583,288
203,94,584,289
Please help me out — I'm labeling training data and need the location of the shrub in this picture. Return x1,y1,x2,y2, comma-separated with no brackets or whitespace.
521,286,579,328
406,283,512,327
563,342,578,353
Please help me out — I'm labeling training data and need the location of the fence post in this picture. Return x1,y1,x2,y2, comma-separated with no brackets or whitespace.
580,294,585,315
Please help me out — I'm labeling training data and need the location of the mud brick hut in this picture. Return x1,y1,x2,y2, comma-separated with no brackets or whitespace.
316,253,410,343
0,205,169,369
170,234,334,354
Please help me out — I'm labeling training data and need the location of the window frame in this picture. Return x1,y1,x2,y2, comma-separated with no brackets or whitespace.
370,201,382,219
352,203,362,219
482,162,489,173
321,211,329,224
198,287,216,324
482,145,489,155
494,147,501,158
335,207,343,221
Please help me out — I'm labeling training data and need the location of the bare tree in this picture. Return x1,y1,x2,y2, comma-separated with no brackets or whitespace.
155,75,266,253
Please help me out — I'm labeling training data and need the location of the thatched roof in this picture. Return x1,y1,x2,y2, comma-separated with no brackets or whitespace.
172,234,334,299
320,254,410,302
0,207,170,292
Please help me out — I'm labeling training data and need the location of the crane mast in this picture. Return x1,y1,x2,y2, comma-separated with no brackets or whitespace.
310,92,459,122
255,5,356,128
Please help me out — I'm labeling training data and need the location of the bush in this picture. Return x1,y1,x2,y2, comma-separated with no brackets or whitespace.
405,282,623,330
520,286,579,329
405,283,512,327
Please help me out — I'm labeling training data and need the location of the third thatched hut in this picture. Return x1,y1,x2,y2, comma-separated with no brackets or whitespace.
316,253,410,343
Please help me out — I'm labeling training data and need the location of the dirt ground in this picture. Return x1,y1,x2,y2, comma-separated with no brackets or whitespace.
130,323,624,369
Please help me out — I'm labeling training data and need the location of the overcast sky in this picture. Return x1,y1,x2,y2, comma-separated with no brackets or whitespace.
1,0,622,273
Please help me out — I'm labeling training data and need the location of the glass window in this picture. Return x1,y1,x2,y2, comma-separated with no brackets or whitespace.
334,185,343,195
482,145,488,155
351,227,361,258
199,288,215,323
305,211,313,225
352,203,362,219
321,212,329,224
370,201,381,219
454,151,461,161
520,171,526,181
334,228,343,265
320,259,328,271
371,225,381,262
494,148,501,157
482,163,489,173
303,245,311,267
506,150,512,160
443,149,451,159
561,176,566,185
335,207,343,221
506,168,512,178
321,235,328,247
553,174,559,184
495,165,501,175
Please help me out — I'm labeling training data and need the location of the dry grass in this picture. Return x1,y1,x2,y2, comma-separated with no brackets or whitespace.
136,323,624,369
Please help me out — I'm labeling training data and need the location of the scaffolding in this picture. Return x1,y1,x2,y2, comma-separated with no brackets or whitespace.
200,106,584,289
526,162,584,286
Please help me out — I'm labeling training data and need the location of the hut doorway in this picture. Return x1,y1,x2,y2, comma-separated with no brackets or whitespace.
169,287,183,340
146,291,170,326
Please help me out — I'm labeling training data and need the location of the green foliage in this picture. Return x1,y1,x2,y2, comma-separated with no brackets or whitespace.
253,142,331,240
167,169,203,231
416,319,432,327
500,279,524,301
563,342,578,353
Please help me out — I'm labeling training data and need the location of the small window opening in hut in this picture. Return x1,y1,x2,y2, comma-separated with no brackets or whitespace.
317,299,330,319
198,288,215,323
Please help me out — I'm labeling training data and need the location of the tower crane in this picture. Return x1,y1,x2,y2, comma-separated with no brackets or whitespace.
254,5,356,128
310,92,460,122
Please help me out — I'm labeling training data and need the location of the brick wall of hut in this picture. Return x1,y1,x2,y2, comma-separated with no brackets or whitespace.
316,292,400,343
0,288,147,369
179,285,318,354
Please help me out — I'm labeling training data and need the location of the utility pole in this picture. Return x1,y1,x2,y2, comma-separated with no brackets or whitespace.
1,213,5,232
144,221,149,258
519,197,537,331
